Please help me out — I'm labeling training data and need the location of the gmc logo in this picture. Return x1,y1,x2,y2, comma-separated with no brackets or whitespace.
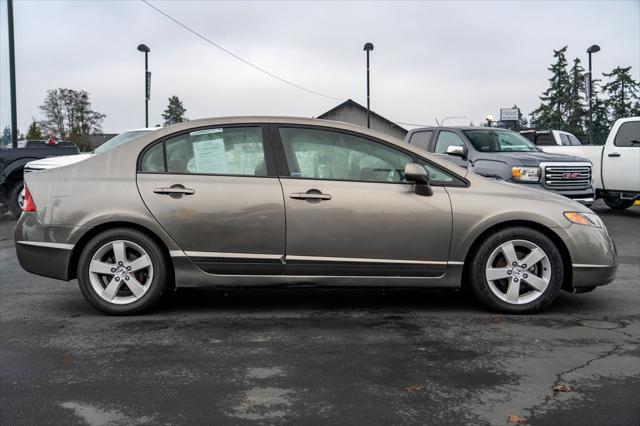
563,172,582,179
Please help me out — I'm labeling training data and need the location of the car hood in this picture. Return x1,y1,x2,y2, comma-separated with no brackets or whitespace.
487,151,590,166
25,153,93,170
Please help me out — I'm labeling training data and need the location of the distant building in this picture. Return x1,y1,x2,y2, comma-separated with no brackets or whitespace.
317,99,407,140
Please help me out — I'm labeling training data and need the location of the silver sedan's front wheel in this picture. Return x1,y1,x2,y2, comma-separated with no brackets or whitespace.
470,227,563,313
77,228,169,315
485,240,551,305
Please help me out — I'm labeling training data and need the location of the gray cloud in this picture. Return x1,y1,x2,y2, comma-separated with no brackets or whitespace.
1,0,638,134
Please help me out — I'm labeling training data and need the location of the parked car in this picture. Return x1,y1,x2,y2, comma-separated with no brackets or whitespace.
520,129,583,147
404,126,595,205
539,117,640,209
24,128,156,173
16,117,617,315
0,139,79,217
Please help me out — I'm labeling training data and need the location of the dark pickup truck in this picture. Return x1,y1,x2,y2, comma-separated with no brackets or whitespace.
405,126,596,204
1,140,79,217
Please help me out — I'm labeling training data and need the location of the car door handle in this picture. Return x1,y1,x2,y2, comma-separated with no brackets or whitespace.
153,187,195,195
289,192,332,200
608,152,621,157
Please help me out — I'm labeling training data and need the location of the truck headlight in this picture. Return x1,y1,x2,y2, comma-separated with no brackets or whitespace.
564,212,604,228
512,166,540,182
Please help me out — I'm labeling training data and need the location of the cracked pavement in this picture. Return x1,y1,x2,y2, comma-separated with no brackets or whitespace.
1,201,638,425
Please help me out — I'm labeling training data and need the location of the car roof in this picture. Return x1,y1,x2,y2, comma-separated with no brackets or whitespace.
408,126,506,132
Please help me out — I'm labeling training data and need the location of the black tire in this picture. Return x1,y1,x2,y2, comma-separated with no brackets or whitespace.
7,179,24,218
77,228,170,315
603,196,635,210
469,227,564,314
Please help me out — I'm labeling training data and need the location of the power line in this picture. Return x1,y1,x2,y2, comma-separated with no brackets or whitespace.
140,0,343,101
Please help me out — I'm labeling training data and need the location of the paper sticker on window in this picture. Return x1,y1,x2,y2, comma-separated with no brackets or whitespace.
191,138,228,174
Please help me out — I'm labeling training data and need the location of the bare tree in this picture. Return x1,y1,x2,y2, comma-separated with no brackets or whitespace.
39,89,106,140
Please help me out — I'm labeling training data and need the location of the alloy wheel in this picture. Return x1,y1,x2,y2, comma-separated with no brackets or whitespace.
88,240,154,305
17,187,25,210
485,239,552,305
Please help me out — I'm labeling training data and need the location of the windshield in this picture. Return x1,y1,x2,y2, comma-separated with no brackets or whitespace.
464,129,539,152
94,130,152,154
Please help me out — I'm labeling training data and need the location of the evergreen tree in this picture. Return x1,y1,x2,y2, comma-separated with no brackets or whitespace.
1,126,11,146
162,96,188,126
590,79,612,145
26,119,43,140
566,58,587,139
602,66,640,120
530,46,571,129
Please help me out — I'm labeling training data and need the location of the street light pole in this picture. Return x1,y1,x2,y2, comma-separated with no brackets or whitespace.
587,44,600,145
363,42,374,129
137,44,151,127
8,0,18,148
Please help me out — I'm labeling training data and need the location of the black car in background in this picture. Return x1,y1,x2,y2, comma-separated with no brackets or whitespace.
404,127,595,205
0,140,79,217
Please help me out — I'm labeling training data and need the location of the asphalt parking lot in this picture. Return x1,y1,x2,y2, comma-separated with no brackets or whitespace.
1,201,638,426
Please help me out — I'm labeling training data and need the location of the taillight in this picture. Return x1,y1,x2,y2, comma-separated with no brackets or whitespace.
23,184,37,212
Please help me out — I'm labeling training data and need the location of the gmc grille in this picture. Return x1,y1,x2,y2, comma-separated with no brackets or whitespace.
544,164,592,191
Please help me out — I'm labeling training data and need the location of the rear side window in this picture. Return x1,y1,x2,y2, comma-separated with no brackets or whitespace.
534,133,554,146
140,127,267,176
614,122,640,147
408,131,434,150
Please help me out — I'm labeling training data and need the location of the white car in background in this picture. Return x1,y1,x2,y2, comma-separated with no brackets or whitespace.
540,117,640,209
520,129,583,147
24,128,157,172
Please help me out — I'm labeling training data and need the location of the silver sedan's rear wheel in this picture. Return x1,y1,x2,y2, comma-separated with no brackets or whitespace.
470,227,564,313
89,240,154,305
77,228,170,315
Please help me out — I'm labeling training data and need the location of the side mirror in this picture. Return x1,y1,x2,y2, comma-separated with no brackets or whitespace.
446,144,468,160
404,163,432,196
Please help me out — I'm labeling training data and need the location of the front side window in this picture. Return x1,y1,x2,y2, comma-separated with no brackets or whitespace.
434,131,466,154
279,127,412,183
464,130,539,152
560,134,571,146
140,127,267,176
614,122,640,147
567,134,582,146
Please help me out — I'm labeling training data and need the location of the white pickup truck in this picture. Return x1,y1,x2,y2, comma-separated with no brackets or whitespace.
541,117,640,209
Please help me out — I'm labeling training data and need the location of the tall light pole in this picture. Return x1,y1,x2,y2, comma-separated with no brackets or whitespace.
137,44,151,127
587,44,600,145
363,42,374,129
8,0,18,148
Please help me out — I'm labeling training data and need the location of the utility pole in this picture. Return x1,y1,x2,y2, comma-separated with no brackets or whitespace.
363,43,374,129
621,79,625,117
8,0,18,148
137,44,151,127
586,45,600,145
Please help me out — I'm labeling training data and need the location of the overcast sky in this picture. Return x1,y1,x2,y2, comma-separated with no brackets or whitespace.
1,0,638,134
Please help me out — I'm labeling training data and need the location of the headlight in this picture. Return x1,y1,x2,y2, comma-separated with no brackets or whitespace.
564,212,604,228
512,166,540,182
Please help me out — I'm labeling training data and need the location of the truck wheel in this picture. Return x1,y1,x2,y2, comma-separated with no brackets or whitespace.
603,196,635,210
7,179,24,218
470,227,563,314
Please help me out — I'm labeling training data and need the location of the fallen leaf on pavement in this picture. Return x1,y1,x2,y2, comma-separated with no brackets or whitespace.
552,384,574,392
403,384,425,392
507,415,528,424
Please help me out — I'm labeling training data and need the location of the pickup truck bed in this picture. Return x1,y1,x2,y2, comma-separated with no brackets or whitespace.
1,141,80,217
